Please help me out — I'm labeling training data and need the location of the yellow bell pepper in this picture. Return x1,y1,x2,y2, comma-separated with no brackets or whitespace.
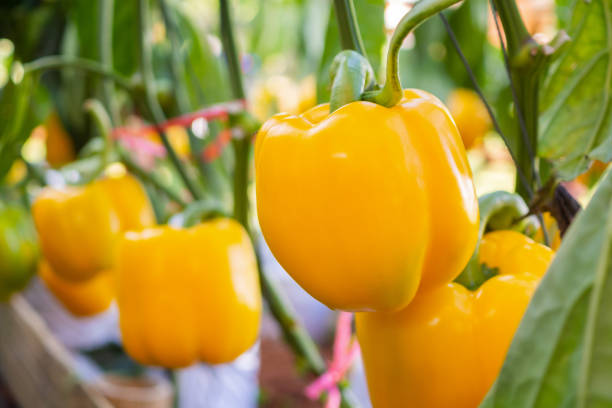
255,89,478,312
38,260,114,317
356,230,553,408
117,218,261,368
44,112,76,167
95,173,156,231
32,173,154,282
447,88,492,149
32,183,120,282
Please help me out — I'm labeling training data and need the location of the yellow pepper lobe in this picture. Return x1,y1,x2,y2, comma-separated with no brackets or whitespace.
255,89,478,312
38,260,114,317
32,184,121,282
94,173,156,231
356,231,554,408
117,219,262,368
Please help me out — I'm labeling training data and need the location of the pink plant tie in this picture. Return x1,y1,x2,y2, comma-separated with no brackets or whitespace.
111,99,246,163
304,312,360,408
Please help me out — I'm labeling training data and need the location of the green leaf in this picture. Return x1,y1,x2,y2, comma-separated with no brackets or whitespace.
316,0,385,103
0,72,35,180
539,0,612,180
479,170,612,408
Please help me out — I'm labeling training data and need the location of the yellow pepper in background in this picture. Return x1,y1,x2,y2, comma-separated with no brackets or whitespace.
255,89,478,312
532,212,562,251
38,260,114,317
117,218,261,368
32,183,120,282
447,88,492,149
44,112,75,167
95,173,156,231
32,173,155,283
356,230,554,408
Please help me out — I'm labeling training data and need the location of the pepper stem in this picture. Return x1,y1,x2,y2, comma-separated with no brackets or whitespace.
362,0,462,107
333,0,367,56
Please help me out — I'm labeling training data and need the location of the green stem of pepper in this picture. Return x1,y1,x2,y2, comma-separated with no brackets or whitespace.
333,0,367,56
455,191,531,290
137,0,202,201
362,0,462,107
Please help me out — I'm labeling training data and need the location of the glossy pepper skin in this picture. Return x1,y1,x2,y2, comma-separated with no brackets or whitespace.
356,231,553,408
38,260,114,317
32,184,120,282
117,218,261,368
0,205,39,301
255,89,478,312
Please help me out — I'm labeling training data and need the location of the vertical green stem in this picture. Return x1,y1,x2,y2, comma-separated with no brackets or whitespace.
490,0,538,201
333,0,367,55
137,0,202,200
219,0,245,100
232,136,249,227
98,0,119,125
157,0,191,113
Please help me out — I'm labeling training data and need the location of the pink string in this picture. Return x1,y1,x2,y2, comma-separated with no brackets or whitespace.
304,312,360,408
112,100,246,163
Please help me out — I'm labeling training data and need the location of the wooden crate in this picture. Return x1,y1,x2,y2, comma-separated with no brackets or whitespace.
0,295,112,408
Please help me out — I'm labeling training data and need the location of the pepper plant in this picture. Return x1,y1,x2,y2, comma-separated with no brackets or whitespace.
0,0,611,407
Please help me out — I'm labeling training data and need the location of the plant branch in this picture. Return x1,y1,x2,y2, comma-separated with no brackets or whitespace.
24,56,133,91
362,0,462,107
489,0,540,201
98,0,119,125
333,0,367,56
439,14,534,199
157,0,191,114
219,0,245,100
137,0,202,200
118,147,188,207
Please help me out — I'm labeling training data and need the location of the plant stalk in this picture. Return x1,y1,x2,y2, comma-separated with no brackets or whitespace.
333,0,367,56
137,0,202,201
98,0,119,125
490,0,539,201
24,56,133,91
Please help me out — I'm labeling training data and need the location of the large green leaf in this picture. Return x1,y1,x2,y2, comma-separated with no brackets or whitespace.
316,0,385,103
0,72,35,180
539,0,612,180
479,170,612,408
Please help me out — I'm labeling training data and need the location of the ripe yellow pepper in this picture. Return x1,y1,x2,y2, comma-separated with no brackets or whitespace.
356,230,553,408
95,173,156,232
32,174,154,282
117,218,261,368
32,183,120,282
44,112,75,167
447,88,491,149
255,89,478,312
38,260,114,317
